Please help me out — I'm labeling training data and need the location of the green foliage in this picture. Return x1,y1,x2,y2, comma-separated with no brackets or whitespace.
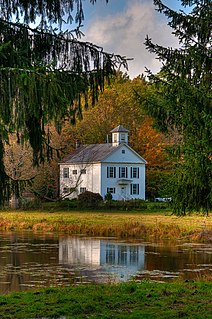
104,199,148,211
0,1,127,205
146,168,173,201
104,192,113,201
144,0,212,215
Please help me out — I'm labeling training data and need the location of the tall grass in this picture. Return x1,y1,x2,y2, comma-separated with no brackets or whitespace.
0,210,211,242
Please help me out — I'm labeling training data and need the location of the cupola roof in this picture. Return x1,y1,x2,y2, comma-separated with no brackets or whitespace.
110,125,129,133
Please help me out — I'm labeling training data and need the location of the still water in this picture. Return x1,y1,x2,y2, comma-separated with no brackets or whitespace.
0,231,211,294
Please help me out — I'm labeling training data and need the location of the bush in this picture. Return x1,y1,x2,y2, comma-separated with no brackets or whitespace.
20,197,43,210
78,191,103,208
103,199,148,211
104,192,113,201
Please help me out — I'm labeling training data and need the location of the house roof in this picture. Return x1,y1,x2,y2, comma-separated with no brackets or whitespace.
60,143,147,165
110,125,129,133
60,143,117,164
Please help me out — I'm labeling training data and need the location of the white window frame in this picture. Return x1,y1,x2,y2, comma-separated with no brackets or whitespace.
80,187,86,193
107,187,116,194
119,167,128,178
131,183,139,195
131,167,139,179
63,167,69,178
63,187,69,194
72,170,77,175
107,167,116,178
121,133,125,142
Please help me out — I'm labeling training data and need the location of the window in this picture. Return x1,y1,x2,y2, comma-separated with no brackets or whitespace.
63,187,69,194
118,246,127,265
63,167,69,178
131,167,139,178
107,187,116,194
106,244,116,264
121,133,125,142
130,183,139,195
130,247,139,264
122,150,125,154
80,187,86,193
107,167,116,178
119,167,128,178
80,169,86,174
114,133,117,142
72,170,77,175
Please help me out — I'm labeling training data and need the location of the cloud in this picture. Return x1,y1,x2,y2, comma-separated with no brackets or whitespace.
83,0,179,78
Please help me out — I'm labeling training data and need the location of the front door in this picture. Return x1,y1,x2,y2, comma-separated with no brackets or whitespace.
121,186,127,200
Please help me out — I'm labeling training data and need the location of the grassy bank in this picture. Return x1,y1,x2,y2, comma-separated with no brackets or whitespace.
0,210,211,242
0,282,211,318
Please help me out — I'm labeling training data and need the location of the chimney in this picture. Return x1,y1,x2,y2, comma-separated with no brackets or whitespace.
76,140,80,149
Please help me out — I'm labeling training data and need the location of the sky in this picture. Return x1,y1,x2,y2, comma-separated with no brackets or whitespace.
75,0,188,78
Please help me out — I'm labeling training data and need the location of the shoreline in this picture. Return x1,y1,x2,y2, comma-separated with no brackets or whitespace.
0,211,211,243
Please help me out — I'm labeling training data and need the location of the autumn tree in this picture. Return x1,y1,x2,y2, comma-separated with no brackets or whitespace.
0,0,127,205
62,73,147,145
60,72,172,199
4,135,37,208
144,0,211,214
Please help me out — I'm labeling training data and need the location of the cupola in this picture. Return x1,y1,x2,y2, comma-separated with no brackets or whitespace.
110,125,129,146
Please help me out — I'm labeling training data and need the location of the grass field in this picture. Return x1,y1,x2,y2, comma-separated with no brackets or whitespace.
0,282,211,319
0,210,211,242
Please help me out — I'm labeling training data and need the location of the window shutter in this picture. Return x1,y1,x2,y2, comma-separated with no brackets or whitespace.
114,167,116,178
107,167,109,178
130,184,132,195
138,168,139,179
119,167,121,178
126,167,128,178
131,167,132,178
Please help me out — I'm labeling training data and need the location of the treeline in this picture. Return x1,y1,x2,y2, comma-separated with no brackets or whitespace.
4,72,174,204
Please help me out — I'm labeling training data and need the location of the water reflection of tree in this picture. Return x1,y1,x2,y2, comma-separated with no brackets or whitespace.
1,233,59,294
3,234,24,294
144,245,212,272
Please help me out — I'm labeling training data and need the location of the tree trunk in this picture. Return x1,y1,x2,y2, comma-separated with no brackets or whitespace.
10,194,19,209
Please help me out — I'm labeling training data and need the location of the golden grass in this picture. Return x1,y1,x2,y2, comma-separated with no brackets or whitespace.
0,210,211,242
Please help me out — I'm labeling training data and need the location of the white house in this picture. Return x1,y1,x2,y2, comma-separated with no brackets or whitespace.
59,125,147,200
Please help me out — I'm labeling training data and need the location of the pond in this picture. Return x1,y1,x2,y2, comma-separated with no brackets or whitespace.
0,231,211,294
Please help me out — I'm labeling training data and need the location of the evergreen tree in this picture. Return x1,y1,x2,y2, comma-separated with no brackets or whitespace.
144,0,211,214
0,0,127,204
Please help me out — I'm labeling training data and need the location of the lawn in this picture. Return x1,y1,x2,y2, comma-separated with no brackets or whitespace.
0,282,211,318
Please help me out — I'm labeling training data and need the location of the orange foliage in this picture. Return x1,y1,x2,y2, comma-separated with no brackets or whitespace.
133,117,170,167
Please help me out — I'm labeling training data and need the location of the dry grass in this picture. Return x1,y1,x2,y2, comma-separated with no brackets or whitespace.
0,210,211,242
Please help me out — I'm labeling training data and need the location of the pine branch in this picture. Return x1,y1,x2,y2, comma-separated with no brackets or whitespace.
0,18,129,72
0,0,85,27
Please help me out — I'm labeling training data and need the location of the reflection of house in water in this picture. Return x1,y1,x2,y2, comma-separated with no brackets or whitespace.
59,237,101,266
59,237,145,280
100,242,145,280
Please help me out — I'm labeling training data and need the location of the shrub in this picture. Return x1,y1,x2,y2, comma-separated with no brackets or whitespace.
78,191,103,208
20,198,43,209
104,192,113,201
102,199,148,211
